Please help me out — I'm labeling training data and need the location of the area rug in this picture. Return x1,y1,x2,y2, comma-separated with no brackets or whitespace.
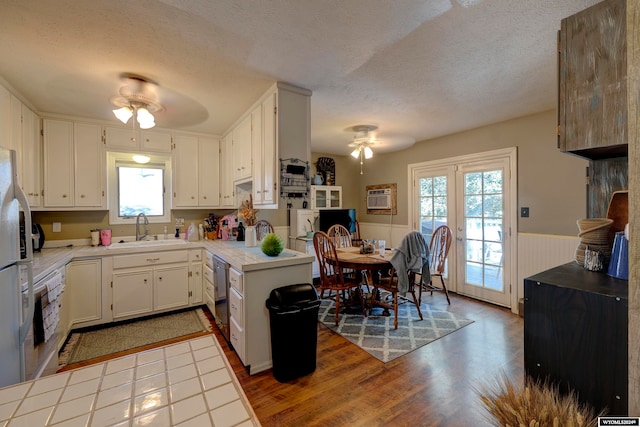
318,297,474,363
59,308,212,369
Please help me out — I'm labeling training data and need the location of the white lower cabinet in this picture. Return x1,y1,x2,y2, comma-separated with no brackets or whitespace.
66,259,102,327
188,249,203,305
111,250,196,320
230,316,245,362
112,269,153,318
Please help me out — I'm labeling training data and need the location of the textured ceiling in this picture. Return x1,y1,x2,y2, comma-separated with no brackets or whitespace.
0,0,600,155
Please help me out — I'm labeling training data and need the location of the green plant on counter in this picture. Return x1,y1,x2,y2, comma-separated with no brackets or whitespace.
261,233,284,257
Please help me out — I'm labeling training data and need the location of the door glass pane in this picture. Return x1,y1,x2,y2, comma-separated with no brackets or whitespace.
463,169,503,290
419,176,448,240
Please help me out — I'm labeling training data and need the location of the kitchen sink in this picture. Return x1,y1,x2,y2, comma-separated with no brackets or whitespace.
107,239,188,249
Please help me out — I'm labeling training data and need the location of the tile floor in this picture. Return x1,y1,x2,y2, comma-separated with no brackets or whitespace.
0,335,259,426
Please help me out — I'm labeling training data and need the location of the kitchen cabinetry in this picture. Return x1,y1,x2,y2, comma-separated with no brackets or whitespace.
311,185,342,209
104,126,172,153
172,134,220,208
251,94,277,206
188,249,203,305
220,133,234,207
66,259,102,328
232,114,252,182
111,250,192,320
524,262,628,415
9,95,23,185
43,119,105,209
558,0,627,159
228,267,245,362
21,105,41,207
204,251,215,314
293,238,320,278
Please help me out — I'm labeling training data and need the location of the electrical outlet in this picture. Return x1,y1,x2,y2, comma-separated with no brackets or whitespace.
52,222,62,232
176,218,185,227
520,207,530,218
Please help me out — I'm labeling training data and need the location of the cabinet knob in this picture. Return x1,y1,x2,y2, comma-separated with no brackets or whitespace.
144,279,147,284
203,196,207,200
80,194,85,198
191,196,195,199
158,277,163,281
62,194,67,198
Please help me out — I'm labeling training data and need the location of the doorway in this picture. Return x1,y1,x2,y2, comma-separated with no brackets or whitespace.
409,148,517,309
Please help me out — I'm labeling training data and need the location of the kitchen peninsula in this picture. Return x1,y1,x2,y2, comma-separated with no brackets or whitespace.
22,239,313,378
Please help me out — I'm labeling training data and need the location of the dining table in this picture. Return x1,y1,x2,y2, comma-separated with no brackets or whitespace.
331,246,396,315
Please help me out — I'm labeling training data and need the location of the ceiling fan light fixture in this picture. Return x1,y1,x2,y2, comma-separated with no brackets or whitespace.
364,146,373,159
113,106,133,124
350,147,361,159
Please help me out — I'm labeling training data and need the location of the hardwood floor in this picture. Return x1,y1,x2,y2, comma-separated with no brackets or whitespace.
209,293,524,427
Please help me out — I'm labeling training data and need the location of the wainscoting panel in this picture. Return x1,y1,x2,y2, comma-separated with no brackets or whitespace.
517,233,579,295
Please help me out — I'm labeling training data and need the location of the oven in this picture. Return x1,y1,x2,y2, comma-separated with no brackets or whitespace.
212,256,230,342
22,267,64,381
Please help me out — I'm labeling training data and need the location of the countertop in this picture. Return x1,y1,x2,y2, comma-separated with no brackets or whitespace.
22,239,313,287
0,335,260,426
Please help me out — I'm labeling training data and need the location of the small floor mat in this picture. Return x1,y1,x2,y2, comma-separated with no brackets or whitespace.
59,308,212,368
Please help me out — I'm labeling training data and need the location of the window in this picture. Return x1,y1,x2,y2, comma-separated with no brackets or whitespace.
107,152,171,224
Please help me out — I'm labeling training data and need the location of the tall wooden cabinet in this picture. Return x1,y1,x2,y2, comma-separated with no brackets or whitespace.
524,263,628,415
558,0,627,159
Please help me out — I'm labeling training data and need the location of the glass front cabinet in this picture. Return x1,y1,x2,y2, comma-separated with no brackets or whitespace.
311,185,342,209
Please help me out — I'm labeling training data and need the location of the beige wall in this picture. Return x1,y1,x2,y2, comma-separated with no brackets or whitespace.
35,110,587,241
351,110,588,236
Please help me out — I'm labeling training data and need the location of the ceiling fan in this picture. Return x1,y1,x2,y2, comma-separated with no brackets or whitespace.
110,73,164,129
348,125,378,174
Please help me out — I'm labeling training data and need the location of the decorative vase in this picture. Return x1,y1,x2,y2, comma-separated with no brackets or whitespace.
245,225,257,247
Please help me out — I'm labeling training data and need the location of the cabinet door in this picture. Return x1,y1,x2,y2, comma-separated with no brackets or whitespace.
0,85,9,149
172,134,199,207
253,94,277,206
311,186,342,209
232,115,252,181
113,269,153,319
74,123,104,207
21,106,40,207
189,262,203,305
154,264,189,311
220,134,234,207
66,259,102,325
198,138,220,207
558,0,626,156
105,126,138,151
43,119,74,207
9,95,22,185
140,130,172,153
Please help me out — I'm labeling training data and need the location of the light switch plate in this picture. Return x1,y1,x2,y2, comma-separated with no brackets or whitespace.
520,207,530,218
176,218,185,226
52,222,61,232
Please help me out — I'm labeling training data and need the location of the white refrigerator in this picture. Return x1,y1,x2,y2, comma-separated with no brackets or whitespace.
0,147,34,388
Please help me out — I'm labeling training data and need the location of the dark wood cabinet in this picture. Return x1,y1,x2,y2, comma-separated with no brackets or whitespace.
558,0,627,159
524,262,628,415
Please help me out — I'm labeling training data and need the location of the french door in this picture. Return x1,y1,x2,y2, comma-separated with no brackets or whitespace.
409,148,516,309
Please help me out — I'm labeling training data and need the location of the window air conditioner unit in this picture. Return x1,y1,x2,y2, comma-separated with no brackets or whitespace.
367,188,392,209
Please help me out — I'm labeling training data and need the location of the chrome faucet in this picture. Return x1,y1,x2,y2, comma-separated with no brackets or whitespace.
136,213,150,241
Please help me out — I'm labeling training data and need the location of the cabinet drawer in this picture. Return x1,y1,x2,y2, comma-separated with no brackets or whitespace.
229,287,244,328
189,249,202,262
113,250,189,269
230,316,245,362
205,251,214,269
205,280,214,300
203,264,213,285
206,294,215,316
229,267,243,294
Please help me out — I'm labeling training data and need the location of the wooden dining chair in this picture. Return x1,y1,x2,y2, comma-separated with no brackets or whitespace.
327,224,352,248
313,231,367,326
352,220,363,247
369,266,423,330
254,220,274,241
417,225,452,305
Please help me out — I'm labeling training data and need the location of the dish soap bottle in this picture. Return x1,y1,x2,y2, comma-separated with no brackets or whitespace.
187,222,199,241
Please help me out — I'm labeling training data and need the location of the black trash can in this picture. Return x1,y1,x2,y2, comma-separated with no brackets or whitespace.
266,283,320,382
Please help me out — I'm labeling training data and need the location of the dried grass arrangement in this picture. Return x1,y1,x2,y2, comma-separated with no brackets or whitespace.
478,374,602,427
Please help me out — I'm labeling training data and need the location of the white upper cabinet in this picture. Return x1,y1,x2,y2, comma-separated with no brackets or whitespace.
251,94,277,207
232,115,252,182
104,126,172,153
172,134,220,208
220,133,234,207
21,105,41,207
0,85,10,148
43,119,105,209
74,123,105,207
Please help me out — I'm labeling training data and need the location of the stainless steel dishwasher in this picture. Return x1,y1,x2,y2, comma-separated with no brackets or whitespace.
212,256,230,342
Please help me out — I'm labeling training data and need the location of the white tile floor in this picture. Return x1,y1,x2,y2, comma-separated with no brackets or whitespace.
0,335,260,426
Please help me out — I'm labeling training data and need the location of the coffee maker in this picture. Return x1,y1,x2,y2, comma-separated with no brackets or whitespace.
22,223,44,256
